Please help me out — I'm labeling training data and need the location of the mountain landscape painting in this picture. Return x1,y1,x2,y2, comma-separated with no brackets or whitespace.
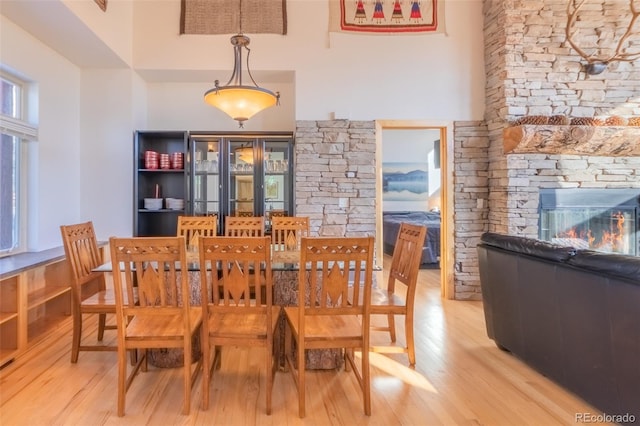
382,162,428,201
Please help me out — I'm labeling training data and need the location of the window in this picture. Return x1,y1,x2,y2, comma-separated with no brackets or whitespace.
0,133,19,253
1,73,37,256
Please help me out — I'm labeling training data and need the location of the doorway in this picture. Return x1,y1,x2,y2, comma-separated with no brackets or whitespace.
375,120,454,299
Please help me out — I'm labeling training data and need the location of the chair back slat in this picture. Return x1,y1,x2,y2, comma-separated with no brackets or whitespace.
60,221,105,293
110,236,191,326
177,215,217,256
388,223,427,294
271,216,309,253
198,236,272,311
299,236,374,319
225,216,265,237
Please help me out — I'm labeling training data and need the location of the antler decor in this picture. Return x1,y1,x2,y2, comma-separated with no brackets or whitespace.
565,0,640,74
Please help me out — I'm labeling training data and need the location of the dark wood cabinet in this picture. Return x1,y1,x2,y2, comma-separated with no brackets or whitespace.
134,131,189,236
134,131,294,236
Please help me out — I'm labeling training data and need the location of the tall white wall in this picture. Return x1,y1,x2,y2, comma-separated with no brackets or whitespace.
133,0,486,124
80,69,144,239
2,0,485,250
1,16,81,250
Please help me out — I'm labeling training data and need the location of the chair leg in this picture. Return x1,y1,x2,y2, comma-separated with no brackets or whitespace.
214,346,222,370
344,348,351,372
117,347,127,417
266,341,273,415
298,339,305,418
201,334,211,411
129,349,138,366
387,313,396,342
97,313,107,341
284,324,291,373
362,344,371,416
182,338,192,415
71,311,82,363
405,314,416,366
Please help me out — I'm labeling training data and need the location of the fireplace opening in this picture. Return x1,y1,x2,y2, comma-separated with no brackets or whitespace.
539,189,640,256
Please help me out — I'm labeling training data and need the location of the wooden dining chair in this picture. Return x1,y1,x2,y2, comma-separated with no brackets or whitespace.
370,222,427,366
60,221,121,363
198,236,280,414
284,236,375,418
225,215,265,237
271,216,309,254
109,236,203,416
176,215,217,259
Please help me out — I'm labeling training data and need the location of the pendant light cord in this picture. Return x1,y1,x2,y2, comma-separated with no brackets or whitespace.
239,0,243,35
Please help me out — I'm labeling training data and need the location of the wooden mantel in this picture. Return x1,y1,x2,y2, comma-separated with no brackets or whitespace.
503,125,640,156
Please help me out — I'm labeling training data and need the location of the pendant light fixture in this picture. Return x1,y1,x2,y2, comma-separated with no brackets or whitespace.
203,0,280,127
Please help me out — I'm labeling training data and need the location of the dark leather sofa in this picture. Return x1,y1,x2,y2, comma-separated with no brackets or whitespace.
477,232,640,421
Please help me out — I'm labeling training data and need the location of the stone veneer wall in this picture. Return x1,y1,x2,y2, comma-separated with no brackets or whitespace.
453,122,490,300
294,120,377,237
484,0,640,237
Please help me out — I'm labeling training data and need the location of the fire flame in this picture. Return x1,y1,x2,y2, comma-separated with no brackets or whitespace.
554,211,627,253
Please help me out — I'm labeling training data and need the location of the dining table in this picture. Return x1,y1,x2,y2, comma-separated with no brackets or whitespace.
95,248,379,370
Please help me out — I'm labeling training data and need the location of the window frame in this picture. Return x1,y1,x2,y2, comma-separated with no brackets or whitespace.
1,71,35,257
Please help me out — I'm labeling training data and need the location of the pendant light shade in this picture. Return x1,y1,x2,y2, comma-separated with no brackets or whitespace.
204,34,279,127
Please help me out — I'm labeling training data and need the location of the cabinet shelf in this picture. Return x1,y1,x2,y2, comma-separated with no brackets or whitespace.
0,348,18,367
27,286,70,310
138,209,185,213
28,311,71,343
135,131,189,236
0,312,18,325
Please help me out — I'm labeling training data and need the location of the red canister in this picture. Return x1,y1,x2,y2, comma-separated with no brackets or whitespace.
144,150,159,169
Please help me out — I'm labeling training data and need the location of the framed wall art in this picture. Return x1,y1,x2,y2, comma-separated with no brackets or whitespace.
382,162,428,201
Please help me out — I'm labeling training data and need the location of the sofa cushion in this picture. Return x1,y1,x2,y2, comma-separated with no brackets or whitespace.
567,250,640,283
480,232,576,262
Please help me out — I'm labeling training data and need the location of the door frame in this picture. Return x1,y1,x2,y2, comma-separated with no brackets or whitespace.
375,120,455,299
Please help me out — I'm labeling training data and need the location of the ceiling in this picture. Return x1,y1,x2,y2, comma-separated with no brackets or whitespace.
1,0,127,68
1,1,294,85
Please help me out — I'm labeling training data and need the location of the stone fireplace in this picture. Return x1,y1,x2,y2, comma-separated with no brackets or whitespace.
459,0,640,300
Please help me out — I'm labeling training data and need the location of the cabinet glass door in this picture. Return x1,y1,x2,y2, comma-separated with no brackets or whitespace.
191,139,220,221
228,140,256,216
263,140,292,229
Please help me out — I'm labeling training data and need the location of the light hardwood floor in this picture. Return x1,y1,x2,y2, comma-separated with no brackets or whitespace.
0,258,606,425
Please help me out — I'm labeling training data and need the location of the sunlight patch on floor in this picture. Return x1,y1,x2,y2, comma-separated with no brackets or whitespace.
365,351,438,393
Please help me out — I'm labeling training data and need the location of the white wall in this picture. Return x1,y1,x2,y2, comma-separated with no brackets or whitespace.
1,16,82,250
63,0,134,66
2,0,485,250
144,80,296,131
80,69,143,239
132,0,486,124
